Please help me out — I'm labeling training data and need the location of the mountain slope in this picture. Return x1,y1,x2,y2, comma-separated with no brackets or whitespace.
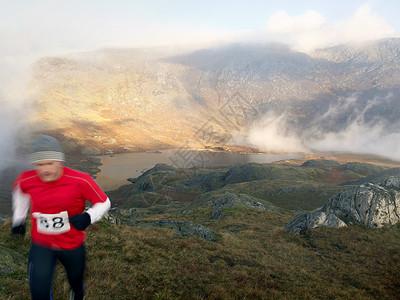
27,38,400,154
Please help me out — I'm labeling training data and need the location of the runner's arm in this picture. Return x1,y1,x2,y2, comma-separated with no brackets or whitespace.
12,186,30,226
85,198,111,224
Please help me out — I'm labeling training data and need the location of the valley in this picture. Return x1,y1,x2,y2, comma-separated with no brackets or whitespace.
2,38,400,299
24,38,400,158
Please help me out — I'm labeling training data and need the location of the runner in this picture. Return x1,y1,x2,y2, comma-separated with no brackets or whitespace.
11,135,111,300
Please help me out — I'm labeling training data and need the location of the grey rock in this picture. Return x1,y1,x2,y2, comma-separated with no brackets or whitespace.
103,211,122,225
284,211,347,235
381,176,400,188
322,183,400,228
285,180,400,234
195,191,284,219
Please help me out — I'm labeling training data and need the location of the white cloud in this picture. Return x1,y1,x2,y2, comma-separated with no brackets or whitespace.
265,3,396,52
308,121,400,160
266,10,325,35
243,93,400,161
246,112,308,153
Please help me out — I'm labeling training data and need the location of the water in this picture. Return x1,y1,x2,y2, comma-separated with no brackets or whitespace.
94,149,304,191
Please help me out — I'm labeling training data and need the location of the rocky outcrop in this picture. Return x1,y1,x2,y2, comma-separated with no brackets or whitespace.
382,176,400,188
119,163,177,197
182,162,317,192
285,177,400,234
193,191,284,219
224,163,277,185
284,211,347,235
301,159,341,169
183,169,226,192
128,163,177,183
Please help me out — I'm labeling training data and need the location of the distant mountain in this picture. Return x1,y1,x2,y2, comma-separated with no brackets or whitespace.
27,38,400,154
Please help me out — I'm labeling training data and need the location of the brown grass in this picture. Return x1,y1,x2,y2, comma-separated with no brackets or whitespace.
2,209,400,299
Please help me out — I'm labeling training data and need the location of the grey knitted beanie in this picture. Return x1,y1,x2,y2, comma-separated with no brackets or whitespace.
30,135,65,164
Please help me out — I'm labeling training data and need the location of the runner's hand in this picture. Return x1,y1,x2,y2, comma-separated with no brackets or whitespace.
70,212,91,231
11,224,26,236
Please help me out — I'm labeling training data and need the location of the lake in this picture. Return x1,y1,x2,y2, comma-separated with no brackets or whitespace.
94,149,304,191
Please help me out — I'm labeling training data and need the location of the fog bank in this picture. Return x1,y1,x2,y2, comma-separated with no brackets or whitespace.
244,93,400,161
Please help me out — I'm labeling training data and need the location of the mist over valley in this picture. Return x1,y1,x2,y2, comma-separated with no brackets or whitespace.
22,38,400,160
4,2,400,298
2,12,400,299
1,37,400,216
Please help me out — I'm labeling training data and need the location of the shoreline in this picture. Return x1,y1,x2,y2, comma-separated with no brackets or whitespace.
94,145,400,169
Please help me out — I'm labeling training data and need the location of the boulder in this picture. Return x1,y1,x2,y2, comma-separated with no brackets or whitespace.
381,176,400,188
322,183,400,228
284,211,347,235
285,179,400,234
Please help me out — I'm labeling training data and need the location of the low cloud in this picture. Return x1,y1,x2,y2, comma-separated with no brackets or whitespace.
307,121,400,159
0,103,31,177
246,112,308,153
0,50,35,177
307,93,400,160
244,93,400,161
265,3,396,52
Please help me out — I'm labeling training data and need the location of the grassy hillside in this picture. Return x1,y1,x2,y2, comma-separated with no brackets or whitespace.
2,159,400,299
1,212,400,299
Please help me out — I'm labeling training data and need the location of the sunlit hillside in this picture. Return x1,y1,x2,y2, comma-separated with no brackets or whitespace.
27,38,400,155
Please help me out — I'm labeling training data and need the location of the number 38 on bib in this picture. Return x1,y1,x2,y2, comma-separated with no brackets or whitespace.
32,211,71,235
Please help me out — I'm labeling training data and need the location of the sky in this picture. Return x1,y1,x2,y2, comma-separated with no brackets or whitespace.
1,0,399,101
1,0,399,57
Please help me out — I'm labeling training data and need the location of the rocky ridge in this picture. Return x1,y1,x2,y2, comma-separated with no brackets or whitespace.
105,159,400,240
285,176,400,234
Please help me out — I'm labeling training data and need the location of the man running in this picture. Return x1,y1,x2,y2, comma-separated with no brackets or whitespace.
11,135,111,300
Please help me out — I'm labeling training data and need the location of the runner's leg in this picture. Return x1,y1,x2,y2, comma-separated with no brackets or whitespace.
28,244,57,300
57,244,86,300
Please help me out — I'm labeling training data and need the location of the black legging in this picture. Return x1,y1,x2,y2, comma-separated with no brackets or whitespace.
28,243,86,300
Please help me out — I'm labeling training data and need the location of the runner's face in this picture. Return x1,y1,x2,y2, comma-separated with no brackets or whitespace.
35,161,63,182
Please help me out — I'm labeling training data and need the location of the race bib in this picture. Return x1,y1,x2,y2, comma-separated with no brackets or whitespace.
32,211,71,235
